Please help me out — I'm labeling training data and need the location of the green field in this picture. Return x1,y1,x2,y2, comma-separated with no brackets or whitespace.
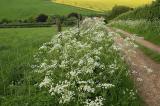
0,27,56,71
0,27,58,105
0,0,97,21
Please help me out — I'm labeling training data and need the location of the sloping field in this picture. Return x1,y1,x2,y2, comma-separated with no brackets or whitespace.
0,0,97,21
53,0,153,11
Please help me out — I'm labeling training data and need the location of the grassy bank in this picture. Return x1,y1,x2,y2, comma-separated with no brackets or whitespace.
139,45,160,63
110,20,160,46
115,1,160,20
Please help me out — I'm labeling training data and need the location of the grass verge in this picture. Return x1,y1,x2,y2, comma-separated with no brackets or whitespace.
109,20,160,46
138,45,160,63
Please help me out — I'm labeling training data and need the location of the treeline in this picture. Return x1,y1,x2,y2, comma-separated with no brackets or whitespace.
0,4,142,27
115,0,160,20
0,13,104,24
0,14,76,25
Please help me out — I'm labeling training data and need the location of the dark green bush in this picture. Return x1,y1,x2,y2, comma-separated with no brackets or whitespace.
105,5,133,21
36,14,48,22
0,19,11,24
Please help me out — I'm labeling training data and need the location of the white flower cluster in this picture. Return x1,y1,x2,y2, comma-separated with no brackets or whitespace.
84,96,104,106
33,17,132,105
109,20,149,28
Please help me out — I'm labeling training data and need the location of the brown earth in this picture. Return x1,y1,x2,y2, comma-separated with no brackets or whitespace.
107,27,160,106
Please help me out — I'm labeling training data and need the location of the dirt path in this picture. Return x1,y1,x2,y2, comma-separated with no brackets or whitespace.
112,27,160,53
107,27,160,106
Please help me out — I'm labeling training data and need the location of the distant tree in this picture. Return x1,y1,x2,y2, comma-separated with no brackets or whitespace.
106,5,133,20
68,13,82,20
36,14,48,22
1,18,10,24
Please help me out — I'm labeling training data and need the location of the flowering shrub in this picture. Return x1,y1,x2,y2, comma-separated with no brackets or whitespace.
33,18,141,105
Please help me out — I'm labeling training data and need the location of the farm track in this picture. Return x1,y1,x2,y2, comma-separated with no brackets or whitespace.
112,27,160,53
107,27,160,106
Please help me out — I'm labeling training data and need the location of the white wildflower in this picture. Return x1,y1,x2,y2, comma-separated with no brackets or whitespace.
80,85,95,93
39,76,51,88
97,83,115,89
84,96,104,106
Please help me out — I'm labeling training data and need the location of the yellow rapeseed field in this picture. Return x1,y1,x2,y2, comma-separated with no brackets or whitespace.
53,0,153,11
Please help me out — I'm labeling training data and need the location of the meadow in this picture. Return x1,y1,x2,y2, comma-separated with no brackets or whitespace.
0,27,59,105
0,0,97,21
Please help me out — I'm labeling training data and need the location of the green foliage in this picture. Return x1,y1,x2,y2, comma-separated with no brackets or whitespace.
105,5,133,21
31,18,142,106
115,1,160,20
36,14,48,22
0,22,143,105
139,45,160,63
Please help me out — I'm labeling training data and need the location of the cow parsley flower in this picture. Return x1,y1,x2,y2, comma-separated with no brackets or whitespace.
84,96,104,106
39,76,51,88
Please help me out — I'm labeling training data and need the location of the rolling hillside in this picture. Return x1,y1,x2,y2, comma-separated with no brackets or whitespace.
115,0,160,20
53,0,153,11
0,0,97,21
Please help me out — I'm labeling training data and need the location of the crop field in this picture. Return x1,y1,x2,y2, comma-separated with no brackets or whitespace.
54,0,153,11
0,0,97,21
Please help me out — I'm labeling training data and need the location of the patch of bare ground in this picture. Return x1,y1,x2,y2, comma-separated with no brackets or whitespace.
107,27,160,106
